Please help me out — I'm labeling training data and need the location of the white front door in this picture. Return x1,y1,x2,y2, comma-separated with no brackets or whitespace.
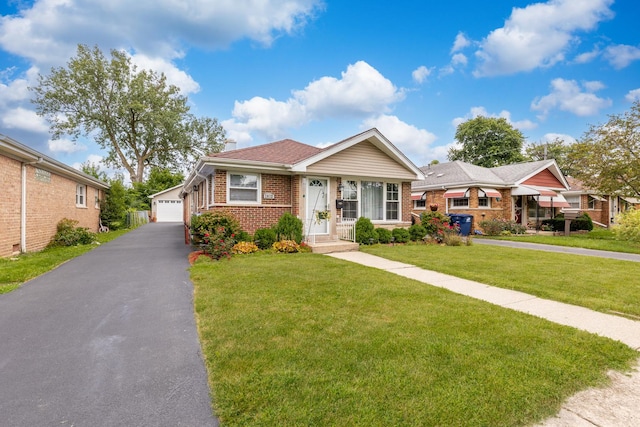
307,178,329,235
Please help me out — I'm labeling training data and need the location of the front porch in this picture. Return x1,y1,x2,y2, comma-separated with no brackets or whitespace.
308,240,359,254
306,217,359,253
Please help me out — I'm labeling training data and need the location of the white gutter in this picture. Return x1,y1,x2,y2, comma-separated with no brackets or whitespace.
21,157,43,252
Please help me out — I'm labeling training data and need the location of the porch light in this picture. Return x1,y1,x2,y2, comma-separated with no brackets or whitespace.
337,183,344,192
192,185,198,192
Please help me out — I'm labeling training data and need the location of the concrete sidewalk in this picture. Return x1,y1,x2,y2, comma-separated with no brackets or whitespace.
327,250,640,427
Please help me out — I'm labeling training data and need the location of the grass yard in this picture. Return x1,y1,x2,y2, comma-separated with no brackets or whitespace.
0,229,129,294
191,253,638,427
363,243,640,319
482,229,640,254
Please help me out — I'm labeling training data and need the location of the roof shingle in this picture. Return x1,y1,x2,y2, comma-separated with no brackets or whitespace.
209,139,322,164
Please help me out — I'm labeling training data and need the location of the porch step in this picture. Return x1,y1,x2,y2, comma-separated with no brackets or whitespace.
309,241,360,254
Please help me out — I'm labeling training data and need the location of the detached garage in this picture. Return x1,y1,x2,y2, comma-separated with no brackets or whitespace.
149,185,184,222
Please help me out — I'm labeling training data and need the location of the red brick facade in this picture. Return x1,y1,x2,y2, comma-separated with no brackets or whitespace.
1,151,106,257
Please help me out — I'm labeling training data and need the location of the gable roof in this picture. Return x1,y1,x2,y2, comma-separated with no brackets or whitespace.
148,184,184,199
184,128,424,191
412,159,569,192
0,134,109,189
209,139,322,164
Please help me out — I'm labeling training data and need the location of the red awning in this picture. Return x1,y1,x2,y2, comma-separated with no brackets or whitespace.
443,188,469,198
480,187,501,198
411,194,422,200
537,195,571,208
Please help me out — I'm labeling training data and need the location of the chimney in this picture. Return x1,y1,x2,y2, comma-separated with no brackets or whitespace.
224,139,237,151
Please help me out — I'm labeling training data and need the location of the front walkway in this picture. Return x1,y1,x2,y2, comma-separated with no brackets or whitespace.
0,223,217,426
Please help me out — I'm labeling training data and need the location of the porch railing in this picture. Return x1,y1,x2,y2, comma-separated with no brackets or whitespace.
337,217,356,242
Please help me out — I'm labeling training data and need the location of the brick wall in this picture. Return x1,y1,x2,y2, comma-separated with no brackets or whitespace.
1,154,102,257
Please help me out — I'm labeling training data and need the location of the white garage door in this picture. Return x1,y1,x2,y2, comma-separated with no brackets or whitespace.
156,199,183,222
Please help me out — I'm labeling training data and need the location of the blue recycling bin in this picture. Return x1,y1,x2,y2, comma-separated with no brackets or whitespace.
449,214,473,236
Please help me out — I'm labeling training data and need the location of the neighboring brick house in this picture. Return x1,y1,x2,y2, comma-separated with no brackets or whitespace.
181,128,424,247
1,134,109,257
562,177,640,227
411,160,570,232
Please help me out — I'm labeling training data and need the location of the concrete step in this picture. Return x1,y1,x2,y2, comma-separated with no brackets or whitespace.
309,241,359,254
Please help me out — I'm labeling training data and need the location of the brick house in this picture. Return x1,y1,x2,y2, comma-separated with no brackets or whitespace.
411,160,570,232
1,134,109,257
181,128,424,249
562,177,640,227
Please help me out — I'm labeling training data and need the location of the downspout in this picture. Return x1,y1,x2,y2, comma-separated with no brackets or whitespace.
20,157,43,253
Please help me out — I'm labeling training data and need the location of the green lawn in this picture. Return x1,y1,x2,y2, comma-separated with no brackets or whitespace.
0,229,129,294
191,253,638,427
363,243,640,319
481,229,640,254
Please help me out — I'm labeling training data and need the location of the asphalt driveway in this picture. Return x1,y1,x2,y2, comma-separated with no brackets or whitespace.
0,223,217,426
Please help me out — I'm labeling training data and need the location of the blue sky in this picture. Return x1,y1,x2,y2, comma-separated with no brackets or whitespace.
1,0,639,177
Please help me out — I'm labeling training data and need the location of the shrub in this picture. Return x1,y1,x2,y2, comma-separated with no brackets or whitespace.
203,227,235,260
376,228,392,244
420,211,451,238
232,241,259,254
613,209,640,243
272,240,300,253
235,230,252,242
479,218,526,236
392,227,410,243
355,217,378,244
408,224,427,241
443,233,463,246
254,228,277,249
274,213,303,243
191,211,241,242
542,213,594,232
48,218,96,247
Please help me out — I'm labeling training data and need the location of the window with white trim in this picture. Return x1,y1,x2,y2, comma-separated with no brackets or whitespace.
565,195,580,209
587,195,597,209
228,172,260,203
94,189,100,209
386,183,399,220
414,200,426,209
450,197,469,208
478,197,490,208
343,179,401,221
76,184,86,207
342,180,358,219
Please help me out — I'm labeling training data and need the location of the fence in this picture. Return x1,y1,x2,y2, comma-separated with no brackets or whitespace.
126,211,149,228
337,217,356,242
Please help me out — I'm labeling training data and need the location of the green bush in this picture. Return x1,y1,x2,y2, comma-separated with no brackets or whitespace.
376,228,392,244
48,218,96,247
355,217,378,244
479,218,527,236
408,224,427,241
392,227,410,243
420,211,451,237
254,228,277,249
235,230,252,243
542,213,594,232
613,209,640,242
274,212,303,243
191,211,241,242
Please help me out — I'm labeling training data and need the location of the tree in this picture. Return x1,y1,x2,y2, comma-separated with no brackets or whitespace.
448,116,525,167
568,101,640,197
80,161,109,182
101,176,128,229
32,44,226,183
524,137,577,176
127,167,184,210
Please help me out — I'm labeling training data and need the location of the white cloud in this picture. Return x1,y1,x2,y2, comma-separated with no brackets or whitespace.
451,32,471,53
130,54,200,95
0,0,324,67
362,114,438,166
625,88,640,103
474,0,614,77
1,107,49,132
542,133,577,144
412,65,433,84
531,78,612,118
573,46,600,64
225,61,404,141
48,138,87,153
451,53,468,67
451,106,537,131
603,44,640,69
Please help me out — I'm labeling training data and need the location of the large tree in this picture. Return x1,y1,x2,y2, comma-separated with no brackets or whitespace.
524,137,577,176
32,44,225,183
448,116,525,167
568,101,640,197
